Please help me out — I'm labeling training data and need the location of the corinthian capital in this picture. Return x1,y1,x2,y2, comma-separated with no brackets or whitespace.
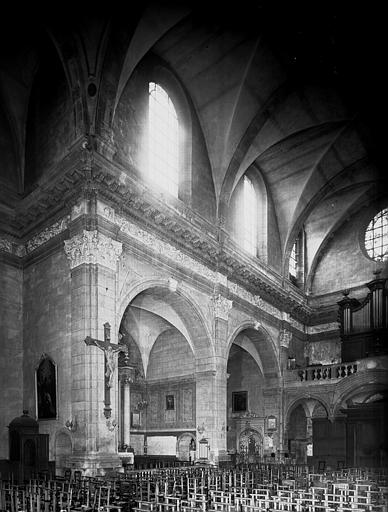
64,230,122,271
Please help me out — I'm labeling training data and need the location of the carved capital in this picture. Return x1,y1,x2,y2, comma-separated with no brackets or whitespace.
64,230,122,271
211,294,233,321
279,328,292,348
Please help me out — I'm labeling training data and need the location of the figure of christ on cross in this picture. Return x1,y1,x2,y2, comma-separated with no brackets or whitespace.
84,322,128,388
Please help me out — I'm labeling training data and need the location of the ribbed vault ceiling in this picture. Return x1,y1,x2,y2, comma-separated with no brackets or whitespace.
0,1,386,291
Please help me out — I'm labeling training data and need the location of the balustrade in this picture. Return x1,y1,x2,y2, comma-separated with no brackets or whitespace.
295,362,358,382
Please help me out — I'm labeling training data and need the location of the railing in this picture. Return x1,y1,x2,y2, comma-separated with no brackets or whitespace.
286,355,388,384
296,363,357,382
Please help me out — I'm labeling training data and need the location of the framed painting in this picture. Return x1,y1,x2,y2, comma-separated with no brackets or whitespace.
36,354,57,420
232,391,247,412
166,394,175,410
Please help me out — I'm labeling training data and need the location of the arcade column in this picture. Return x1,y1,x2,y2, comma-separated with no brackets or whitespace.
195,294,232,464
64,229,123,475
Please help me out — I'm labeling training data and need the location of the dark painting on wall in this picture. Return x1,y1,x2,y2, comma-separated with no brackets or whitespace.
166,394,175,410
36,356,57,419
232,391,247,412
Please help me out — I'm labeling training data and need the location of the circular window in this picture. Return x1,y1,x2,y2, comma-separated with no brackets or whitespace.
364,207,388,261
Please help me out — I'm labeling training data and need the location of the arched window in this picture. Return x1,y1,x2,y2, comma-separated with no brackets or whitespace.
365,208,388,261
289,240,298,279
289,230,304,286
148,82,179,196
241,175,258,255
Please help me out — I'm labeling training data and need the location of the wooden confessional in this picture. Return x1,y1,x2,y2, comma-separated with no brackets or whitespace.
8,410,49,482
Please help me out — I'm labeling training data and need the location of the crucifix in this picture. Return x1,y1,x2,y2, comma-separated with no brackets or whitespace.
84,322,128,419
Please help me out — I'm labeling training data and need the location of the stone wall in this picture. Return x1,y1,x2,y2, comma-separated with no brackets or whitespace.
312,207,380,295
0,261,23,458
22,249,71,459
146,380,195,431
147,329,194,381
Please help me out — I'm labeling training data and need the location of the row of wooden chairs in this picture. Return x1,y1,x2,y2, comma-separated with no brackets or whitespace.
1,465,388,512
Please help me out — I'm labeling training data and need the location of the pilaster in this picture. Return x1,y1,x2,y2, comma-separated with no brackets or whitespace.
64,229,123,474
195,293,232,464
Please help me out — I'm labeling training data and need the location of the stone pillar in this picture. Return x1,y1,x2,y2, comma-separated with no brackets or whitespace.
64,229,123,475
195,294,232,464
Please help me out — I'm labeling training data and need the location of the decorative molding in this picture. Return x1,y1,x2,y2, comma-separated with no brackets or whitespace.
228,281,282,320
210,293,233,321
289,316,305,332
106,418,118,431
253,320,262,331
306,322,339,334
1,216,70,257
64,230,122,270
26,216,70,253
168,277,178,292
94,198,311,323
0,238,13,254
115,211,218,283
71,200,88,220
215,272,228,287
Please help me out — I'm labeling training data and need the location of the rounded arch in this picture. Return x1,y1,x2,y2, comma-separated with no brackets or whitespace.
146,60,193,202
176,431,196,461
285,395,330,424
227,320,280,379
110,48,216,220
226,164,269,261
238,427,263,457
332,382,388,418
118,277,214,364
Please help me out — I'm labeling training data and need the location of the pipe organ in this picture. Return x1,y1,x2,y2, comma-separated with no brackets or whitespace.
338,271,387,362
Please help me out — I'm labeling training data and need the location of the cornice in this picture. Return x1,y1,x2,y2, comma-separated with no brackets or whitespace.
0,142,313,323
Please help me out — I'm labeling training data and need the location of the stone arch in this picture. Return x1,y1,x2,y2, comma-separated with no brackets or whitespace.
238,427,263,458
332,382,388,418
177,432,196,461
227,321,280,379
118,277,214,367
285,396,330,424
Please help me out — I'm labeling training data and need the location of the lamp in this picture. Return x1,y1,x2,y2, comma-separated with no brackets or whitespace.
65,418,77,432
197,422,206,435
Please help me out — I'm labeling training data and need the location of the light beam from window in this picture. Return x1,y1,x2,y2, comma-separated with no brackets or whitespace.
148,82,179,197
242,175,257,255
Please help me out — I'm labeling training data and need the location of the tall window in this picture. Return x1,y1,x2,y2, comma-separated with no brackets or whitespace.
365,208,388,261
289,240,298,279
241,175,258,255
148,82,179,196
289,230,304,286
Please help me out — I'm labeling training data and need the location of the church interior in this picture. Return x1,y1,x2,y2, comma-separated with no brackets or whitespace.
0,0,387,509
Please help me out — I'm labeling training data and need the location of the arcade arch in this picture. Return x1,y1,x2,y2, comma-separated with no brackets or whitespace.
226,325,279,460
117,283,214,458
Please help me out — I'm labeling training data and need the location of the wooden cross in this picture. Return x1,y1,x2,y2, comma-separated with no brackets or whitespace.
84,322,128,419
